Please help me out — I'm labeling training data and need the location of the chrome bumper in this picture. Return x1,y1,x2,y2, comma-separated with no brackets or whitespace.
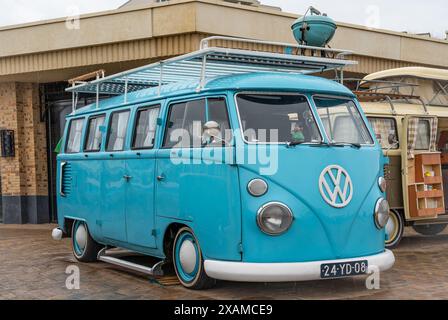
204,250,395,282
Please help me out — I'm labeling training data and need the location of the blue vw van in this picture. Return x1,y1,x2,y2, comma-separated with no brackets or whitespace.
53,38,395,289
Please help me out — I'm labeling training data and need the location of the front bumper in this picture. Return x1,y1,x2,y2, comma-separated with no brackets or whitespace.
204,250,395,282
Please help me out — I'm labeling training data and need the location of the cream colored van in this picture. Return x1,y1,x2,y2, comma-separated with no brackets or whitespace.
355,67,448,247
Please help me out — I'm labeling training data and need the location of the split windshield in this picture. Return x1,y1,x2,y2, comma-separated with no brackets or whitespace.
314,97,374,145
236,93,373,146
236,94,321,144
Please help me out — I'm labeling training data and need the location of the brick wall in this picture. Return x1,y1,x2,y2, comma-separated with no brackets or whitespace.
0,82,48,196
0,82,49,223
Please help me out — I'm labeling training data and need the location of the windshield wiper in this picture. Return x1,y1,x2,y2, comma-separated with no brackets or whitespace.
288,141,334,148
330,142,362,149
286,141,308,148
307,141,361,149
286,141,361,149
308,141,331,148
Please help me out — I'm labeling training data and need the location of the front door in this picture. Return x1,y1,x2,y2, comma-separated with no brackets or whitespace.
156,97,241,261
124,106,160,248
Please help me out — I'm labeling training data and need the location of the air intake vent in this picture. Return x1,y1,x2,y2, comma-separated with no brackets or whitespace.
61,163,73,196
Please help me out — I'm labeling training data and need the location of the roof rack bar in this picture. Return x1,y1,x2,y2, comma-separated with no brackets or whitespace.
124,77,129,103
68,69,105,85
158,63,164,96
96,83,100,109
199,54,208,91
384,95,397,115
199,36,354,57
419,97,429,114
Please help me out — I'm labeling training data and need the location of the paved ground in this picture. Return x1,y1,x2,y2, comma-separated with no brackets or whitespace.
1,224,448,300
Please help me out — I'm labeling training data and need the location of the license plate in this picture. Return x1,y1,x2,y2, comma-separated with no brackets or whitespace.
320,260,368,279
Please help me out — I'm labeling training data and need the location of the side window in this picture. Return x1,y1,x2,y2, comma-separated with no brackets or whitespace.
163,98,231,148
132,106,160,149
367,117,399,149
415,119,430,150
65,118,84,154
163,99,206,148
85,115,106,152
106,110,130,152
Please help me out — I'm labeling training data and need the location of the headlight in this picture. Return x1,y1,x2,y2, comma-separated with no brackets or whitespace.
257,202,293,235
378,177,387,193
374,198,390,229
247,179,268,197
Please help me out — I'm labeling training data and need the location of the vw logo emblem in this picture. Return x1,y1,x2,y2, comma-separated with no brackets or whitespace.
319,165,353,208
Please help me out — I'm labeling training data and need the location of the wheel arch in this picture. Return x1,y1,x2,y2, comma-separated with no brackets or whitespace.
163,222,190,261
63,217,89,238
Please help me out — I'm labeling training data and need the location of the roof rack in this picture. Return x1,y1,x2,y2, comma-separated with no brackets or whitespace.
66,36,357,112
354,91,428,115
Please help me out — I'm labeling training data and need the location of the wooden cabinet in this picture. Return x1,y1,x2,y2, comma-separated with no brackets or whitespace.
408,153,445,218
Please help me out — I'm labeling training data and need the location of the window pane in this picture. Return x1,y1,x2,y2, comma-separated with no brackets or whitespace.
367,117,398,149
206,98,232,146
85,115,105,152
133,107,160,149
236,94,321,143
315,97,373,145
415,119,430,150
107,111,130,151
163,100,206,148
66,118,84,153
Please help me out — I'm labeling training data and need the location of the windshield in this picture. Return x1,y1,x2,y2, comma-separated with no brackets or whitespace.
314,97,374,145
236,93,322,144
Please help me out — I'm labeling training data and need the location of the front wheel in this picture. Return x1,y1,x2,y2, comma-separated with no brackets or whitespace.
173,227,216,290
413,224,447,236
71,220,103,262
385,210,404,248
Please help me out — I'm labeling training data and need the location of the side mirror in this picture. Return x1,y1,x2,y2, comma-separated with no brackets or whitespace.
388,134,398,146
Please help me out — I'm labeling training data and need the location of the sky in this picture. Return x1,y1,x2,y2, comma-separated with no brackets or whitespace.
0,0,446,39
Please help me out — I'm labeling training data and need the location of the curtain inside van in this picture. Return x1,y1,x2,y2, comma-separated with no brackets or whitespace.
114,112,129,150
143,108,159,147
407,117,419,159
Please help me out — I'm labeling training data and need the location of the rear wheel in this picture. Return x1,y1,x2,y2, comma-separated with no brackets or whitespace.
385,210,404,248
173,227,216,290
71,220,103,262
413,224,447,236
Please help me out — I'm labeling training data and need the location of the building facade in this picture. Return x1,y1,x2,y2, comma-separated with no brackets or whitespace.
0,0,447,224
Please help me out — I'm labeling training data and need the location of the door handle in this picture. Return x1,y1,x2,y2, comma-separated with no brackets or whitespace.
157,175,165,182
123,175,133,182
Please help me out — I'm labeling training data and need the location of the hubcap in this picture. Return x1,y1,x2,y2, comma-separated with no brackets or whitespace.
179,239,197,274
385,212,398,244
75,224,87,252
